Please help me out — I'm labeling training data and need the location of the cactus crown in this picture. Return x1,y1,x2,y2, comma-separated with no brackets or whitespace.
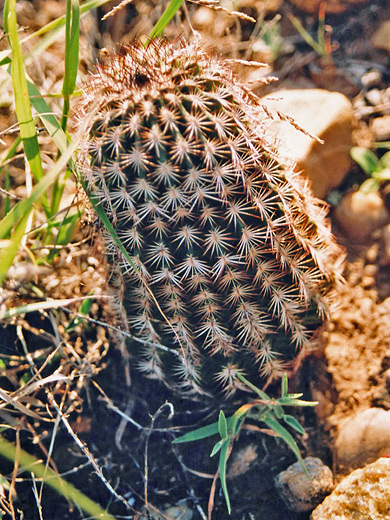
77,39,343,395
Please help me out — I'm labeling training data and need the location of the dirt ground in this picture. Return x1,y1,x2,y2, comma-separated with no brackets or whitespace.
1,0,390,519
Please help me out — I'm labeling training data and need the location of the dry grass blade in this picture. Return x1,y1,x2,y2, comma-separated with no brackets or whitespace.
0,388,47,421
101,0,135,20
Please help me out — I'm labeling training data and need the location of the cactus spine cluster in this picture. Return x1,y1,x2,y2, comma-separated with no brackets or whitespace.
77,39,343,395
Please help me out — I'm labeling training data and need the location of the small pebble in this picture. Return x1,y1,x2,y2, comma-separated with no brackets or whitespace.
334,190,390,242
275,457,333,512
361,69,383,89
370,115,390,141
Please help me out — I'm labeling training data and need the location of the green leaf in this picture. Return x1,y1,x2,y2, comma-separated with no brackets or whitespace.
283,414,306,435
281,373,288,398
210,440,224,457
278,397,318,407
374,141,390,150
173,414,237,444
172,422,220,444
359,177,380,194
379,152,390,170
375,167,390,181
65,293,95,332
218,410,228,440
148,0,184,40
273,403,284,420
235,373,270,400
351,146,379,175
218,441,231,514
263,414,305,469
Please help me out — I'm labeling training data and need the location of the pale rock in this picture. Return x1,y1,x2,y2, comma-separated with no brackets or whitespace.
336,408,390,471
260,89,355,198
334,191,390,242
311,458,390,519
275,457,333,512
192,7,216,31
372,21,390,52
370,116,390,142
289,0,368,14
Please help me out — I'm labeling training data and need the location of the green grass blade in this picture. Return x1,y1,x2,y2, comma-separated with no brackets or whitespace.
4,0,45,187
0,138,79,284
0,436,117,520
65,0,80,96
27,79,69,155
0,0,113,67
61,0,80,131
0,296,100,320
148,0,184,40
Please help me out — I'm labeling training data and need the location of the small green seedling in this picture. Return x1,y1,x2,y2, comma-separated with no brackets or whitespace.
351,146,390,193
173,374,317,514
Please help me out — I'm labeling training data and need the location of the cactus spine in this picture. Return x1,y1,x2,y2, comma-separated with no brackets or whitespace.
77,39,343,395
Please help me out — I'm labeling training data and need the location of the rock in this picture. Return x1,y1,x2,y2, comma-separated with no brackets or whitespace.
361,69,383,89
372,21,390,52
370,116,390,142
275,457,333,512
311,457,390,519
228,444,258,477
261,89,355,198
383,223,390,264
164,504,193,520
192,7,216,31
334,191,390,242
335,408,390,471
288,0,368,14
139,503,193,520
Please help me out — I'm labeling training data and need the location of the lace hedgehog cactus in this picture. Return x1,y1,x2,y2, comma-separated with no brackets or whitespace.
77,39,343,395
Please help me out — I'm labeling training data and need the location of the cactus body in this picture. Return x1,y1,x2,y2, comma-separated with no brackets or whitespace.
77,40,343,394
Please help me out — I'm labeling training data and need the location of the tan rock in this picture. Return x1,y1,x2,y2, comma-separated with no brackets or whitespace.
311,458,390,519
335,408,390,471
275,457,333,512
334,191,390,242
289,0,368,14
372,21,390,52
261,89,355,199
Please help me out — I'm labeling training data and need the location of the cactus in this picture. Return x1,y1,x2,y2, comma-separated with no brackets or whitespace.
76,39,343,395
